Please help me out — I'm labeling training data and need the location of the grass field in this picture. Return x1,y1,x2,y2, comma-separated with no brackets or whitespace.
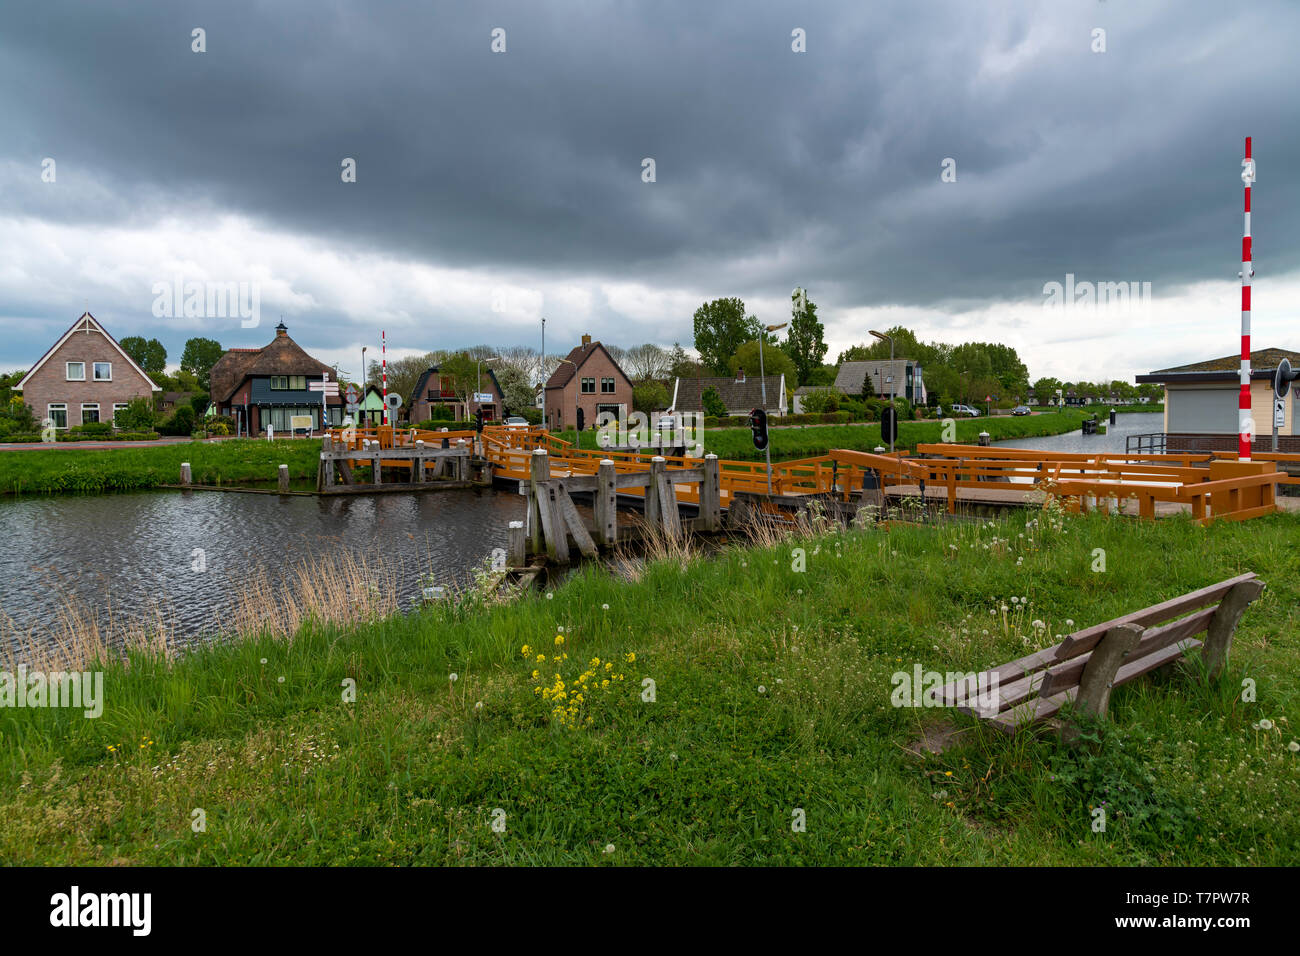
0,439,322,495
2,510,1297,865
558,409,1092,461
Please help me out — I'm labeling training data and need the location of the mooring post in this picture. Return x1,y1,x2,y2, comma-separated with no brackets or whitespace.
595,459,618,546
455,439,468,481
278,463,290,494
180,462,192,486
372,443,383,486
701,453,721,531
646,456,665,529
529,448,550,555
507,520,526,568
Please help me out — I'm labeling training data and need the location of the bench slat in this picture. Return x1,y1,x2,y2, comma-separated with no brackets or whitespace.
988,639,1202,733
1053,573,1256,661
1038,606,1217,698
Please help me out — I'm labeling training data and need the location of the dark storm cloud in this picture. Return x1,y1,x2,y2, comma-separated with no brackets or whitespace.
1,0,1298,368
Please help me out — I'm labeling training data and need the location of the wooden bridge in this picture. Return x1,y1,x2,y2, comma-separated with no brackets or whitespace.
472,426,1294,565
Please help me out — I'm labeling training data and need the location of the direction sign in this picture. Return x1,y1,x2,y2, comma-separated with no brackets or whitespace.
309,382,340,395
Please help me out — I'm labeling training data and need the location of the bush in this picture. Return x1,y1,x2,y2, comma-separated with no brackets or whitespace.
114,431,161,441
2,432,42,443
69,421,114,438
429,405,455,421
701,387,727,419
157,405,196,436
114,397,156,432
519,407,543,425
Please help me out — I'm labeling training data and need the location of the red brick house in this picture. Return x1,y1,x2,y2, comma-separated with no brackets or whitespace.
543,335,633,431
409,365,505,424
14,312,161,429
209,321,342,436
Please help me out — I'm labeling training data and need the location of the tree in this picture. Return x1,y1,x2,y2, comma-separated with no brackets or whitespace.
495,364,535,414
667,343,703,379
701,387,727,418
728,340,798,391
114,396,156,431
368,352,439,404
120,336,167,378
1033,377,1063,402
633,381,670,413
179,337,224,392
693,298,761,375
623,343,669,381
786,289,828,385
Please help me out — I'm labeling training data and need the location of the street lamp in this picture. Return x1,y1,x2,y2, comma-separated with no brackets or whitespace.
870,330,896,455
759,322,788,494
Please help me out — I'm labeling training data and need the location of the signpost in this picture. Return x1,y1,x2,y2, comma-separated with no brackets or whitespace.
309,372,339,433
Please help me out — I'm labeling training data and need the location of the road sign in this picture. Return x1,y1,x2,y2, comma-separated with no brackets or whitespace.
1275,358,1295,398
385,392,403,410
345,402,360,416
309,382,339,395
474,392,494,403
1275,397,1286,429
344,384,360,404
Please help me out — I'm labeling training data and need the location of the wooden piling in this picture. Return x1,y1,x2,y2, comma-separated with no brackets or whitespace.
529,449,549,555
413,440,425,482
180,462,192,486
646,457,665,529
595,459,618,546
507,520,526,568
278,464,290,494
701,454,721,531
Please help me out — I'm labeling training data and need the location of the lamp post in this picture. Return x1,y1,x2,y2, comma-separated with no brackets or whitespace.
759,322,788,494
360,346,367,424
870,330,896,455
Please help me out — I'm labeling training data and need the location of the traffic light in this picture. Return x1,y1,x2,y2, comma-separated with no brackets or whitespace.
474,408,484,433
749,408,769,451
880,406,898,445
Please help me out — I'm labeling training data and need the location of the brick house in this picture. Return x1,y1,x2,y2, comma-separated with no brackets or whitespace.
670,368,786,417
14,312,161,429
543,335,633,431
409,366,505,424
209,321,342,436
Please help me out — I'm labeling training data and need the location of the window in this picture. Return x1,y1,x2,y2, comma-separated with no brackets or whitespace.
48,404,67,429
113,403,128,424
66,362,85,381
81,404,99,424
93,362,112,381
580,377,595,394
601,377,615,393
269,375,306,390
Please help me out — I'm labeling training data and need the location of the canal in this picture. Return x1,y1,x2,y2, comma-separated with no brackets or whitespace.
2,486,532,655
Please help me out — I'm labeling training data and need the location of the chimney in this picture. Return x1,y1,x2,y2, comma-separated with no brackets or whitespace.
275,321,288,337
581,333,592,346
735,367,746,383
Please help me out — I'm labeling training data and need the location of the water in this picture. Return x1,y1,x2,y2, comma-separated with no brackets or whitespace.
992,412,1160,454
0,486,532,652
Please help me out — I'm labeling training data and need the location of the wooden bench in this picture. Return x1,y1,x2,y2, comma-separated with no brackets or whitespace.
939,573,1265,738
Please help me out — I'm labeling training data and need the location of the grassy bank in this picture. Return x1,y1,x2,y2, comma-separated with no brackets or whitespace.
2,511,1297,865
0,439,322,495
559,410,1091,461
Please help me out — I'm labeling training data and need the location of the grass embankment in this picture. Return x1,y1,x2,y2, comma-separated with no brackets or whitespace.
0,439,322,495
2,512,1297,865
559,410,1091,461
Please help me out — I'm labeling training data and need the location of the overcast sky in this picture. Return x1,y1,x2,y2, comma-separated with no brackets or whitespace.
2,0,1298,384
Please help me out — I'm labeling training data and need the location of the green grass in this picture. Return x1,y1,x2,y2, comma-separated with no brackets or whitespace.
2,511,1297,865
558,410,1092,462
0,439,323,495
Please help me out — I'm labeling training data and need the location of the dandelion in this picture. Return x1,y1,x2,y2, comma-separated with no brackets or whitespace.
758,685,767,694
277,676,285,684
449,673,459,683
1065,619,1074,627
1258,719,1274,731
546,592,553,600
260,658,267,665
604,844,615,854
602,604,609,610
1288,742,1299,753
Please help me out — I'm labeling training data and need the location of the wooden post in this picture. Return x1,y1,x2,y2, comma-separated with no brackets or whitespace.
701,454,721,531
529,449,549,555
595,459,618,546
413,440,425,482
1062,623,1143,744
646,457,665,529
456,439,468,481
372,445,382,486
322,452,335,490
506,520,526,568
1202,579,1266,680
278,464,290,494
180,462,192,486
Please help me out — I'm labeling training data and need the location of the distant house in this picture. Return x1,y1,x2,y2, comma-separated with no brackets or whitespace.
792,385,839,414
833,360,925,404
543,335,633,431
409,366,504,424
670,368,786,417
159,391,196,414
356,385,385,426
14,312,161,430
1136,347,1300,452
208,321,342,436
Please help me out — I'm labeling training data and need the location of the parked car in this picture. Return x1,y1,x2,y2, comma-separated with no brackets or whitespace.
949,404,980,417
503,416,529,427
1011,405,1032,416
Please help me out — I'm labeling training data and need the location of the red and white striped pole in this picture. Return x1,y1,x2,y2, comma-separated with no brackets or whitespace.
382,330,389,427
1239,137,1255,461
